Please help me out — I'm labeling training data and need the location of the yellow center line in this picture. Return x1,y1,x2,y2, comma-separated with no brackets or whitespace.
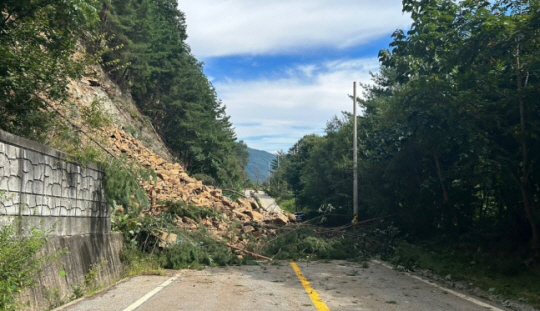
290,261,331,311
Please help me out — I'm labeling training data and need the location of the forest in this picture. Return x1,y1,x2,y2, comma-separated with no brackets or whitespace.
268,0,540,256
3,0,540,255
0,0,248,190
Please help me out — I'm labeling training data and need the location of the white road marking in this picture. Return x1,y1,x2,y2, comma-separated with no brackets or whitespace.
122,274,179,311
372,260,506,311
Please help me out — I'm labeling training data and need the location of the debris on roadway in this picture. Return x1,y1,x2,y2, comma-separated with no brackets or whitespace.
107,127,294,249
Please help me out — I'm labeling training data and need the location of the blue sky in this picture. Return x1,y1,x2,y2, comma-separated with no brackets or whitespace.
177,0,411,153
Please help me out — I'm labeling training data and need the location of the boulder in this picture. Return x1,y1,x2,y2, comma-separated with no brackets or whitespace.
266,214,289,225
221,197,234,209
287,213,297,222
245,210,264,223
232,210,250,221
210,189,223,197
155,230,177,248
236,197,253,211
250,201,260,210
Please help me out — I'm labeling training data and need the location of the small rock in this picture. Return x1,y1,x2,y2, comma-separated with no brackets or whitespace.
287,213,296,222
242,225,255,233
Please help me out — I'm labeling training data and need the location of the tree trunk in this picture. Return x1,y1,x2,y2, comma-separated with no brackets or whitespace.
434,154,449,203
520,182,538,248
516,40,538,248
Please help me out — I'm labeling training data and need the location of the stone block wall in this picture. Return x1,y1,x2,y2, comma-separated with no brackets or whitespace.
0,129,110,235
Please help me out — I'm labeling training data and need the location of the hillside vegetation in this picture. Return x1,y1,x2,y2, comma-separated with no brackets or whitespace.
269,0,540,257
0,0,248,190
264,1,540,306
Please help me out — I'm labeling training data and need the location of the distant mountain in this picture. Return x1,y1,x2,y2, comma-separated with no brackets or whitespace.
245,147,276,183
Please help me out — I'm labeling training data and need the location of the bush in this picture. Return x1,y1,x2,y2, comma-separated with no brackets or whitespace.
113,201,243,271
119,244,162,277
0,220,55,311
191,174,215,186
262,228,367,261
159,229,243,270
278,198,297,213
163,201,223,223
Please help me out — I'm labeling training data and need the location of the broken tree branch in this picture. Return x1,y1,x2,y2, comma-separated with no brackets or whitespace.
225,243,273,261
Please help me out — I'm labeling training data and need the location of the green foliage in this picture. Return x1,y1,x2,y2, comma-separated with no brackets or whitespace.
163,200,223,223
274,0,540,256
112,211,177,248
160,229,243,270
277,198,297,214
102,156,155,214
113,204,243,271
262,223,400,263
0,221,56,311
48,99,113,166
124,126,137,137
98,0,248,189
0,0,100,140
263,228,365,261
80,99,113,132
83,259,108,293
119,244,162,277
268,129,353,222
44,287,66,310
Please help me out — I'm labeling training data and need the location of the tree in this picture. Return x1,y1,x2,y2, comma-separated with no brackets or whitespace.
97,0,248,189
0,0,99,140
277,0,540,253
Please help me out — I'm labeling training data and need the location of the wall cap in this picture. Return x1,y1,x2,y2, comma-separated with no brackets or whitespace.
0,128,102,172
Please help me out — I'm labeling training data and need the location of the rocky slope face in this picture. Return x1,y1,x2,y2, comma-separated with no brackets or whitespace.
62,66,293,247
66,66,172,161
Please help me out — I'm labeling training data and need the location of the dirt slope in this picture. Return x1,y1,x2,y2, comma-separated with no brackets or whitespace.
61,65,292,246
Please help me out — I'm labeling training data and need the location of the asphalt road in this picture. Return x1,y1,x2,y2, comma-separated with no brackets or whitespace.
244,190,282,213
56,260,509,311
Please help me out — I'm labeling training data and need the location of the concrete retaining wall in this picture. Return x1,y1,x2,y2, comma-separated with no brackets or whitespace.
19,232,124,310
0,130,110,235
0,129,124,310
0,129,110,235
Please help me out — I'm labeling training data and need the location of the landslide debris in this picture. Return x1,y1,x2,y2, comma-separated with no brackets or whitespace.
106,127,293,247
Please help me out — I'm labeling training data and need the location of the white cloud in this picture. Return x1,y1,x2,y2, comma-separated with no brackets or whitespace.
174,1,409,151
178,0,410,57
217,57,379,151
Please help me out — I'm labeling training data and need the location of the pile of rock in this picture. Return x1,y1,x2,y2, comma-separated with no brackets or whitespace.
106,127,293,245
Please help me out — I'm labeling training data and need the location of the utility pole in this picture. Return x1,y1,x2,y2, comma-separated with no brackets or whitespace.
353,82,358,224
